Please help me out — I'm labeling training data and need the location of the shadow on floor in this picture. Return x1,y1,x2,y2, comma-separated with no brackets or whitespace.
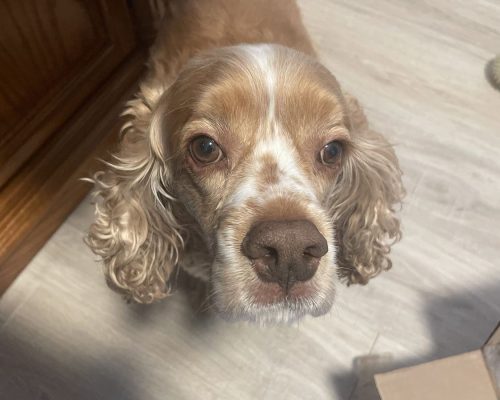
330,283,500,400
124,268,217,333
0,272,205,400
2,273,498,399
0,331,142,400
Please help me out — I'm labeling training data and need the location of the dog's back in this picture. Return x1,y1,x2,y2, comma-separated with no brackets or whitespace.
147,0,316,83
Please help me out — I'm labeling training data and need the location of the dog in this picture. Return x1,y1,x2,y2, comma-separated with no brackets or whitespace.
86,0,404,323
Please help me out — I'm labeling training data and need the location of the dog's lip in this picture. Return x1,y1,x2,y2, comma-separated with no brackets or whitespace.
211,275,335,322
249,280,316,306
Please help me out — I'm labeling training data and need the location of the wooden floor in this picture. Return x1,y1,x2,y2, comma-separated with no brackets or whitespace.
1,1,500,399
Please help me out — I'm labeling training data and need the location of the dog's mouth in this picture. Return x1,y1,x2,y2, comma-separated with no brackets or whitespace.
210,259,336,323
212,285,335,323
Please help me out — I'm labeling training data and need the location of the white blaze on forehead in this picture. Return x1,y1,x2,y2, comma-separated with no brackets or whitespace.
226,45,317,207
240,44,277,125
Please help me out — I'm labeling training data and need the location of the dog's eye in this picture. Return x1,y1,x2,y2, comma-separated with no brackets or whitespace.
190,136,223,164
320,141,343,165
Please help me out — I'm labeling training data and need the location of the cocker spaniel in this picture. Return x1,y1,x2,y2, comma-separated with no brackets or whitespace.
86,0,404,323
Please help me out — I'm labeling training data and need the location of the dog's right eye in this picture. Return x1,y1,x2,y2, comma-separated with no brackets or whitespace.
189,135,223,164
320,140,343,165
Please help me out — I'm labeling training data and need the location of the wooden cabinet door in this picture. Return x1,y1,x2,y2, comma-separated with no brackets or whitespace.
0,0,152,295
0,0,136,188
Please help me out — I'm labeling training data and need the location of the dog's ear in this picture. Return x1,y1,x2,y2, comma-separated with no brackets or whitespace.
86,91,184,303
330,93,405,284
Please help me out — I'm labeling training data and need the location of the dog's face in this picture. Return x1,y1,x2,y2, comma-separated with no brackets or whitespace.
88,44,403,323
159,45,351,321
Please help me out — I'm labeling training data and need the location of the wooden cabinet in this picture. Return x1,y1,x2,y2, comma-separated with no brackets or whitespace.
0,0,156,294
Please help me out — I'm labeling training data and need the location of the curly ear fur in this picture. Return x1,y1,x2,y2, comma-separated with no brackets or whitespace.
86,84,184,303
331,94,405,284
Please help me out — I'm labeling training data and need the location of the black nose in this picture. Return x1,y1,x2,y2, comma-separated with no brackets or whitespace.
241,220,328,290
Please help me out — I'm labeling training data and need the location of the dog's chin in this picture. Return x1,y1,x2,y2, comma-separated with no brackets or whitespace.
211,281,336,325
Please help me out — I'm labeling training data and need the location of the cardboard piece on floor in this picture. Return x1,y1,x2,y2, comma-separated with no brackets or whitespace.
375,323,500,400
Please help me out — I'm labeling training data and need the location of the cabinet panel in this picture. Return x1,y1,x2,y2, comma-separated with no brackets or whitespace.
0,0,136,187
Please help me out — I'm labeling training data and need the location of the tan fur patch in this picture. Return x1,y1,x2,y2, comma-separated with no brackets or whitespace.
258,154,280,186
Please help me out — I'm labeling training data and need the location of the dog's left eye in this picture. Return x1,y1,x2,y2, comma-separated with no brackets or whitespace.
320,140,343,165
190,135,223,164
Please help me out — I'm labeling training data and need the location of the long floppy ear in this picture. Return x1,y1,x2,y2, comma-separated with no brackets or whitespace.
330,93,405,284
86,88,184,303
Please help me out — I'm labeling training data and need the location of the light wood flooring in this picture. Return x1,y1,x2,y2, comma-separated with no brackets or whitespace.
1,1,500,399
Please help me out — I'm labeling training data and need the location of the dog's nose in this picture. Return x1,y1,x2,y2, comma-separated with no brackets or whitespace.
241,220,328,290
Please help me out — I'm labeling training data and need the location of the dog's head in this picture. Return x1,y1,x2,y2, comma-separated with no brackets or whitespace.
87,44,404,323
